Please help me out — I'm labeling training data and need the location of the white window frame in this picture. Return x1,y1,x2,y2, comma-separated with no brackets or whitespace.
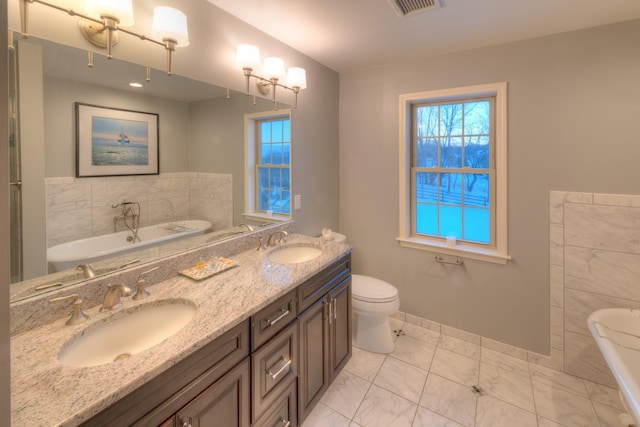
243,109,292,223
397,83,510,264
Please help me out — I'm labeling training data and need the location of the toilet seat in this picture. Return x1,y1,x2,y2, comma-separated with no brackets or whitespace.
352,274,398,303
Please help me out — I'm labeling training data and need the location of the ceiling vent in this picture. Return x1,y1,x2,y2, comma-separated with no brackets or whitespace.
388,0,442,17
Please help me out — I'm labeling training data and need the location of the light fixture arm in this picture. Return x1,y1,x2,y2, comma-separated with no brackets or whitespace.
19,0,183,75
242,71,304,109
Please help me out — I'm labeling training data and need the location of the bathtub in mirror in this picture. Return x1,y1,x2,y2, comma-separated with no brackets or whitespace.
9,35,291,302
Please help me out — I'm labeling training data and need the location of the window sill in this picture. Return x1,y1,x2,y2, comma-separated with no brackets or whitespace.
396,236,511,265
242,212,291,224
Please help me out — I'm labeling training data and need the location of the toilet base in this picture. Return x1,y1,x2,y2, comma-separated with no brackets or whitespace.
352,311,396,354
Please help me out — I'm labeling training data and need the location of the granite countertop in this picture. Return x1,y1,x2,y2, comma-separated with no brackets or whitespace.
11,234,352,426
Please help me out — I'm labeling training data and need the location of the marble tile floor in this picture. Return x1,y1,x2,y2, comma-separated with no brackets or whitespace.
302,318,627,427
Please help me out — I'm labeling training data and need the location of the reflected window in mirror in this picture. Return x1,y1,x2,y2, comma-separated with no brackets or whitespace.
244,110,292,221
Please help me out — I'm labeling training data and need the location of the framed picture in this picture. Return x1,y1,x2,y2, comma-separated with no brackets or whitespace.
76,103,159,177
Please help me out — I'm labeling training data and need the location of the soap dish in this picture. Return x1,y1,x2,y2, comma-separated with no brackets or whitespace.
179,257,238,281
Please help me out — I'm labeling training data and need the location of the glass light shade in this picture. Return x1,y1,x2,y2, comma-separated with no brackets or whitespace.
85,0,134,27
263,57,285,81
236,44,260,69
151,6,190,47
287,67,307,89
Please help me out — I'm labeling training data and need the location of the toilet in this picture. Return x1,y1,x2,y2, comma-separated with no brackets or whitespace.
322,230,400,353
351,274,400,353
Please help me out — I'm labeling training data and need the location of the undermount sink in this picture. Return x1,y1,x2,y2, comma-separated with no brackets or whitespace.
588,308,640,425
58,300,196,368
267,244,322,264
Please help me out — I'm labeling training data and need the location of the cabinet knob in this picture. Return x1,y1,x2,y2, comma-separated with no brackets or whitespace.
180,419,192,427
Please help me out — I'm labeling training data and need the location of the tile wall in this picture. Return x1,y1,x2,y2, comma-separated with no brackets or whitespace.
45,172,232,248
550,191,640,387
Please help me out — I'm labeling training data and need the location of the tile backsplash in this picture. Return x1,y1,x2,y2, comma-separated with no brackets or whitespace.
551,191,640,387
45,172,232,248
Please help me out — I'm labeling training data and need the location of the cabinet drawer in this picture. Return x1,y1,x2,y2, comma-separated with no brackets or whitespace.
297,254,351,314
252,320,298,421
252,290,296,350
253,381,297,427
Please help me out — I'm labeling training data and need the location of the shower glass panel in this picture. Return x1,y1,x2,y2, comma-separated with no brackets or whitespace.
9,34,23,283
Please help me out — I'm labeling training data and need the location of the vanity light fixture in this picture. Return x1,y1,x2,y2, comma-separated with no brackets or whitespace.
18,0,189,76
236,44,307,108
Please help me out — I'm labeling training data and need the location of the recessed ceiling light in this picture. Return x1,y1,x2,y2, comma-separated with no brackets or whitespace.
129,82,143,88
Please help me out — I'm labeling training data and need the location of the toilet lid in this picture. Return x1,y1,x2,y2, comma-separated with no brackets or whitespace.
351,274,398,303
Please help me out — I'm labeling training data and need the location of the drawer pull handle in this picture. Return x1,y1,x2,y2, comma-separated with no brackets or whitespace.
279,419,291,427
267,309,290,327
268,358,292,380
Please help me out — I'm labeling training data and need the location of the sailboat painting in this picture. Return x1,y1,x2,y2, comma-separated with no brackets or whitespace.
76,103,159,177
91,117,148,166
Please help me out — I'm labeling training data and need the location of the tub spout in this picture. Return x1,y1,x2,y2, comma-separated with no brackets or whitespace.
76,263,96,279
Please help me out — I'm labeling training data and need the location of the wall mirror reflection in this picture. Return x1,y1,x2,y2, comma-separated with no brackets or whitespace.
9,34,291,303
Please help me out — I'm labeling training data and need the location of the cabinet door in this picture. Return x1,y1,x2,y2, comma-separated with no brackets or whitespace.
329,277,352,380
176,358,250,427
297,296,329,423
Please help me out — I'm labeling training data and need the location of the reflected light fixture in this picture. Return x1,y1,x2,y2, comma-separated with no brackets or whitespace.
19,0,189,75
236,44,307,108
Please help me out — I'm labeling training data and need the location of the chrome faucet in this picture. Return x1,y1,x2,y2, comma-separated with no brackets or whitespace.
77,263,97,279
239,223,254,232
267,230,288,247
112,201,141,243
100,284,131,312
133,266,160,300
50,294,89,325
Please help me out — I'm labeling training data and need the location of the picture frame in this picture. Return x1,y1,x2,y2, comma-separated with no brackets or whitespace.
76,102,159,177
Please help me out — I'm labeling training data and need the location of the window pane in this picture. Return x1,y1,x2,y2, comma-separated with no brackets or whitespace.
271,144,283,165
258,188,270,211
272,121,283,142
416,203,438,235
464,101,490,135
440,137,462,168
439,205,462,238
464,136,489,168
463,208,490,243
280,192,291,214
416,106,439,137
258,167,269,188
261,122,271,143
271,168,281,188
439,103,462,137
416,138,437,168
283,142,291,165
463,173,489,207
439,173,462,205
415,172,437,202
261,143,272,163
282,168,290,191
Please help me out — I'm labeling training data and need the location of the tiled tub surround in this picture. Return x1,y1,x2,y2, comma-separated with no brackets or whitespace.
45,172,233,248
11,232,350,425
550,191,640,388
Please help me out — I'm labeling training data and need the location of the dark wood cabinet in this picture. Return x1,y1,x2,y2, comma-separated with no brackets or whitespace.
82,254,351,427
297,255,352,423
175,358,250,427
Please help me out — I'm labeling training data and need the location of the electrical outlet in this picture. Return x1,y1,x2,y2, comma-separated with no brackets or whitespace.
294,195,301,210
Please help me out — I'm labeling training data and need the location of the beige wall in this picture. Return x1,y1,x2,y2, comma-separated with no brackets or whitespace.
339,19,640,354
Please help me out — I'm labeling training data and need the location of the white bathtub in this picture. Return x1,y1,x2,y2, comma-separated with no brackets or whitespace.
47,220,212,271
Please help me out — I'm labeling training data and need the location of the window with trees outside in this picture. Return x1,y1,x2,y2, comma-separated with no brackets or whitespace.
256,118,291,215
398,83,510,264
244,110,292,221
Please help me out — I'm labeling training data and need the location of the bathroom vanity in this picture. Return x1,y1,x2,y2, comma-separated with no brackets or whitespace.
10,233,352,426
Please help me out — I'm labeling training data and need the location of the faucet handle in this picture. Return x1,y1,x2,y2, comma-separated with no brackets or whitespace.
133,266,160,300
50,294,89,326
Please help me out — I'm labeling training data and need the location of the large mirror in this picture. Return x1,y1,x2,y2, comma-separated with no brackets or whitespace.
9,35,291,302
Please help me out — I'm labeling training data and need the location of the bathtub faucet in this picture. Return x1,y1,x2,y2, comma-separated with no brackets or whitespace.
112,201,141,243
